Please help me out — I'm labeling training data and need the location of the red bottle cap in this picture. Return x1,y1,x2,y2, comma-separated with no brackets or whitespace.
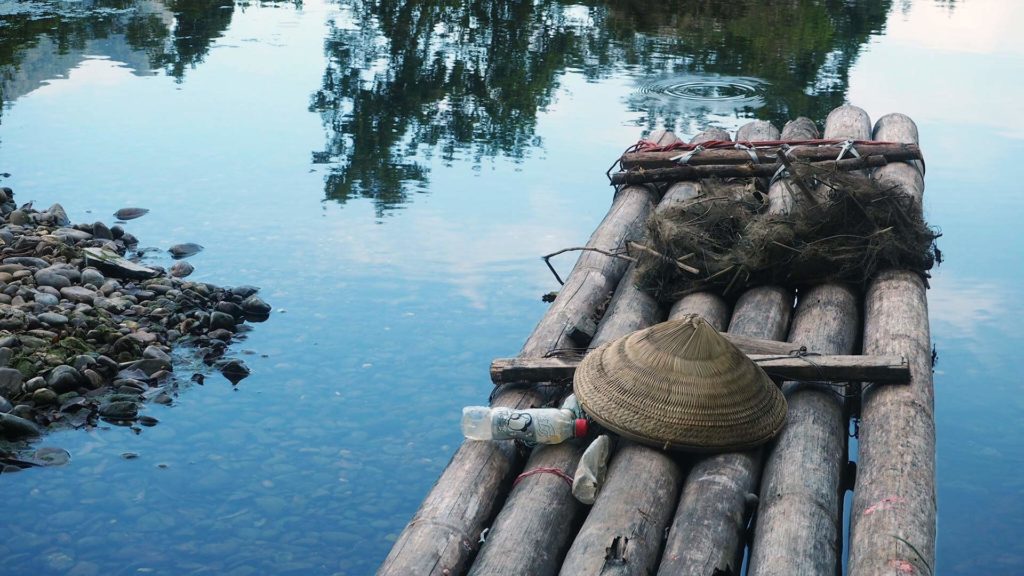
574,418,588,438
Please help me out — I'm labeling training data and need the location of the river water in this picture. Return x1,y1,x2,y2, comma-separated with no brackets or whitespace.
0,0,1020,574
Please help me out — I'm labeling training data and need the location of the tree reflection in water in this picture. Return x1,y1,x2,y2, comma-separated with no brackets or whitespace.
311,0,891,214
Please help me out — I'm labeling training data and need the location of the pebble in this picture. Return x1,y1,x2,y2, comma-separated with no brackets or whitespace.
241,295,272,316
93,221,112,240
209,311,236,331
48,365,83,394
169,261,194,277
220,359,250,385
168,243,204,259
38,312,69,327
34,269,71,289
98,401,138,420
33,292,59,307
0,367,22,397
0,412,40,438
81,268,105,287
114,207,149,220
32,387,57,405
0,395,11,413
60,286,96,304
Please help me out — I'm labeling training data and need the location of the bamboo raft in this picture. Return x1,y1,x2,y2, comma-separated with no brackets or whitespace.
379,105,935,576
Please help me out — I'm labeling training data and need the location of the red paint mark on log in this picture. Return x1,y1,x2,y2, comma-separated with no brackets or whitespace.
864,496,906,515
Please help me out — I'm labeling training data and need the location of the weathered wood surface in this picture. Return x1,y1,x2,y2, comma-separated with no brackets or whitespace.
490,354,907,386
378,386,543,576
522,130,678,358
470,129,681,575
767,117,821,215
737,120,781,142
558,248,722,576
658,130,730,214
621,141,920,170
848,113,935,576
467,441,589,576
658,285,792,576
668,291,730,325
380,132,680,576
747,283,861,576
747,106,870,576
609,155,887,186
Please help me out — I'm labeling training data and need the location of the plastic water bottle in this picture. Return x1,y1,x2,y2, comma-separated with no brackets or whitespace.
461,405,587,444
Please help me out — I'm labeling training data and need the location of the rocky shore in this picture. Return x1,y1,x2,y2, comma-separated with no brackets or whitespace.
0,187,270,468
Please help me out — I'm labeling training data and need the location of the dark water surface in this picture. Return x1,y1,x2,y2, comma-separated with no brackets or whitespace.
0,0,1021,573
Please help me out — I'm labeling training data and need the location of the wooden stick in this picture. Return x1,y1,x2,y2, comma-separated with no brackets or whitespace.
489,353,907,386
747,104,872,576
380,131,674,576
608,155,887,186
620,142,922,170
658,285,793,576
847,113,936,576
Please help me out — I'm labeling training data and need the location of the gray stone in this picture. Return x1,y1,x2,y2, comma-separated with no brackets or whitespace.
220,359,250,384
82,247,158,280
0,367,20,397
54,227,91,241
47,365,83,394
114,207,148,221
33,292,59,307
241,295,272,316
32,387,57,405
169,261,194,278
168,243,203,259
209,311,236,331
0,412,40,438
38,312,69,327
232,285,260,299
60,286,96,305
8,210,28,225
93,222,112,240
34,270,71,289
83,369,104,389
24,377,46,393
47,203,71,226
4,256,48,269
0,395,11,413
81,268,105,287
126,358,171,377
143,346,171,362
0,308,25,330
98,401,138,420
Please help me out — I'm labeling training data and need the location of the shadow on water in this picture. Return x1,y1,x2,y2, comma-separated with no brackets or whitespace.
310,0,891,215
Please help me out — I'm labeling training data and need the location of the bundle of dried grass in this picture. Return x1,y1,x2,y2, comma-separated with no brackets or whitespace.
635,163,940,303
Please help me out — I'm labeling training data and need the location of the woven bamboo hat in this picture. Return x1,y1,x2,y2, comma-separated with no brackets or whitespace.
573,314,787,451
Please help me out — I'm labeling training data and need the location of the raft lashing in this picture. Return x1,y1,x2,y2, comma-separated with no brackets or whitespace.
379,105,936,576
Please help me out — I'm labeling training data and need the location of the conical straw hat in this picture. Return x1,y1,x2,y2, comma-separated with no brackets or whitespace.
573,314,787,451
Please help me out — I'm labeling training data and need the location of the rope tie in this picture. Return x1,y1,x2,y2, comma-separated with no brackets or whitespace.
513,467,574,488
670,144,705,165
734,142,761,163
836,139,861,161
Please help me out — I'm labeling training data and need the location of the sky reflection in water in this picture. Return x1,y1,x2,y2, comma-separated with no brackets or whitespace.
0,0,1021,574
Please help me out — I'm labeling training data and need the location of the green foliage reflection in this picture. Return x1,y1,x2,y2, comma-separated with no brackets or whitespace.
311,0,892,213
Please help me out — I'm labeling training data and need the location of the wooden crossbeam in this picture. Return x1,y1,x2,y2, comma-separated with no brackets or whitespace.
490,339,909,386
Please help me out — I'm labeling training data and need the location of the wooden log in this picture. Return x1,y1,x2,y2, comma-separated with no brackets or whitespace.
557,263,722,576
464,131,681,576
746,106,871,576
668,292,730,326
619,141,919,170
736,120,781,142
848,113,935,576
690,127,731,145
659,130,732,215
381,131,679,576
609,155,887,186
767,117,821,215
489,353,907,386
747,283,861,576
658,285,793,576
378,387,543,576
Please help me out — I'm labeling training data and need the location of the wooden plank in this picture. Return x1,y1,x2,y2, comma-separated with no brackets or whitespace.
608,155,887,186
620,141,921,170
489,354,907,386
848,113,936,576
747,104,872,576
658,285,793,576
380,131,678,576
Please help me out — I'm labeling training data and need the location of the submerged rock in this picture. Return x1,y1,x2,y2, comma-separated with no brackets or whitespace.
168,243,203,259
114,207,149,221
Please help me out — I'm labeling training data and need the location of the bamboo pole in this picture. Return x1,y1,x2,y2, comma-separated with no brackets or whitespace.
463,131,680,576
379,131,678,576
619,141,919,170
658,285,793,576
768,117,820,214
848,113,935,576
747,105,871,576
